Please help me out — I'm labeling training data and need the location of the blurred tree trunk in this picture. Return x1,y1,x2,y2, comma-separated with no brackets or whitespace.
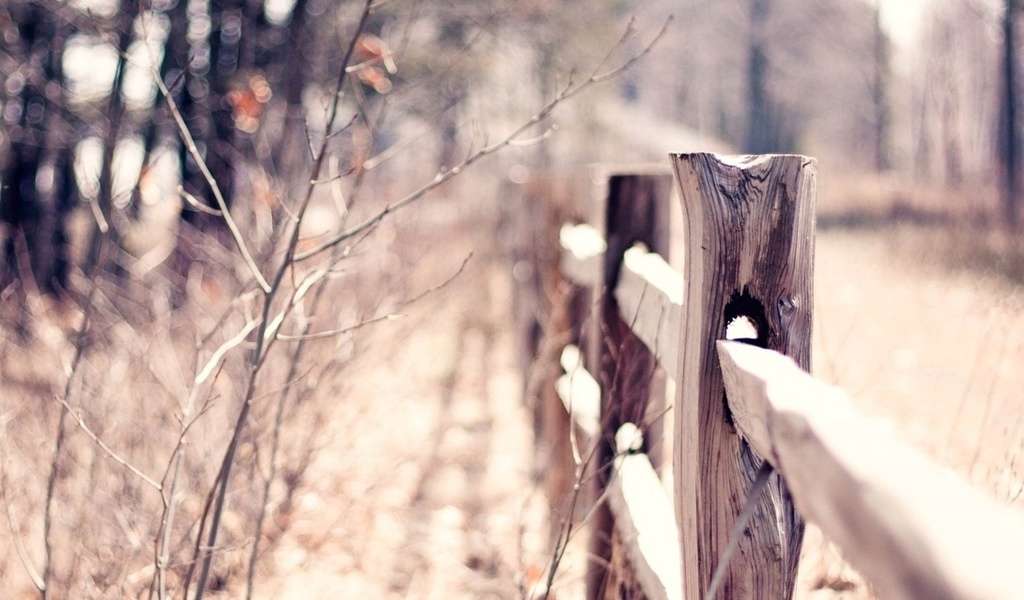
87,0,140,272
942,78,964,187
34,22,75,292
206,0,244,207
872,0,890,172
1000,0,1020,228
436,19,466,170
176,0,225,227
274,0,315,183
743,0,793,154
0,1,76,293
136,0,189,197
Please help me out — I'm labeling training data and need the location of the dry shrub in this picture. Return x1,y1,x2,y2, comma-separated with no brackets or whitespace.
0,220,376,598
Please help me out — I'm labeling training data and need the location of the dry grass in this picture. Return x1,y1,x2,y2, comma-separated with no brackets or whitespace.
0,142,596,597
0,229,371,597
819,171,1024,284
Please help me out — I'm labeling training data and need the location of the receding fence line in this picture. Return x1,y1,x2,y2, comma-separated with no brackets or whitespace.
516,154,1024,600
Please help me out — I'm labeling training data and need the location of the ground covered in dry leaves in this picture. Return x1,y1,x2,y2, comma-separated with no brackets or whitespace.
249,198,560,599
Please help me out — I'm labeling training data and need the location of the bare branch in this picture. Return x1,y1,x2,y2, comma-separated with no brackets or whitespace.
507,125,559,148
194,318,261,386
277,253,472,342
259,267,329,353
51,396,162,490
191,4,376,597
42,279,101,598
591,18,671,83
150,66,272,293
295,17,672,263
178,186,223,216
0,415,46,592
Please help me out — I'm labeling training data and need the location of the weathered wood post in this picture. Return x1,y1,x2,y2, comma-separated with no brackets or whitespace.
510,173,588,538
669,153,815,599
588,170,672,599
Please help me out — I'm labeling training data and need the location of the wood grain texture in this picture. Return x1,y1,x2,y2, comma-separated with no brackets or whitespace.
670,153,815,600
595,174,673,462
589,173,673,599
718,341,1024,600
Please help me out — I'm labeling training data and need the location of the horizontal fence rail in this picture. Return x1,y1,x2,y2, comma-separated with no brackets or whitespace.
615,244,684,368
718,341,1024,600
552,352,680,599
607,424,682,600
556,345,600,438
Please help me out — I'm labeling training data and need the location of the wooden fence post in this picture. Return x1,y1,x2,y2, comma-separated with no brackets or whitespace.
669,153,815,600
509,174,591,541
588,171,672,599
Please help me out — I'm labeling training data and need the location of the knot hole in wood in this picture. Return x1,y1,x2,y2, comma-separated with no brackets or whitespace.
724,288,769,348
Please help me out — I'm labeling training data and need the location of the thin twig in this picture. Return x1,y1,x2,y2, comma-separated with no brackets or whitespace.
150,66,272,293
178,186,224,216
194,318,261,386
254,266,337,371
706,462,775,600
42,278,99,599
150,296,248,600
0,415,46,591
244,368,304,600
276,254,471,341
244,271,344,599
243,144,379,597
52,396,162,490
538,418,613,600
190,4,375,597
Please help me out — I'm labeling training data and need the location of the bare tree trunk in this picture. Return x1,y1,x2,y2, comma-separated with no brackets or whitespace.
1000,0,1020,228
0,1,76,293
872,0,891,172
743,0,793,154
436,19,467,170
87,0,139,273
745,0,770,153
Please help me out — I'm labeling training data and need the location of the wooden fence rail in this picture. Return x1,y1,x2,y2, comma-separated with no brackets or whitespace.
515,153,1024,600
718,341,1024,600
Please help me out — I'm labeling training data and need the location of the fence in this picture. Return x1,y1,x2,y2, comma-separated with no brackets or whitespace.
512,153,1024,600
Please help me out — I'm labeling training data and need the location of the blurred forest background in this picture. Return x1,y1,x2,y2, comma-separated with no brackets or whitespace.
1,0,1021,292
1,0,1023,598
